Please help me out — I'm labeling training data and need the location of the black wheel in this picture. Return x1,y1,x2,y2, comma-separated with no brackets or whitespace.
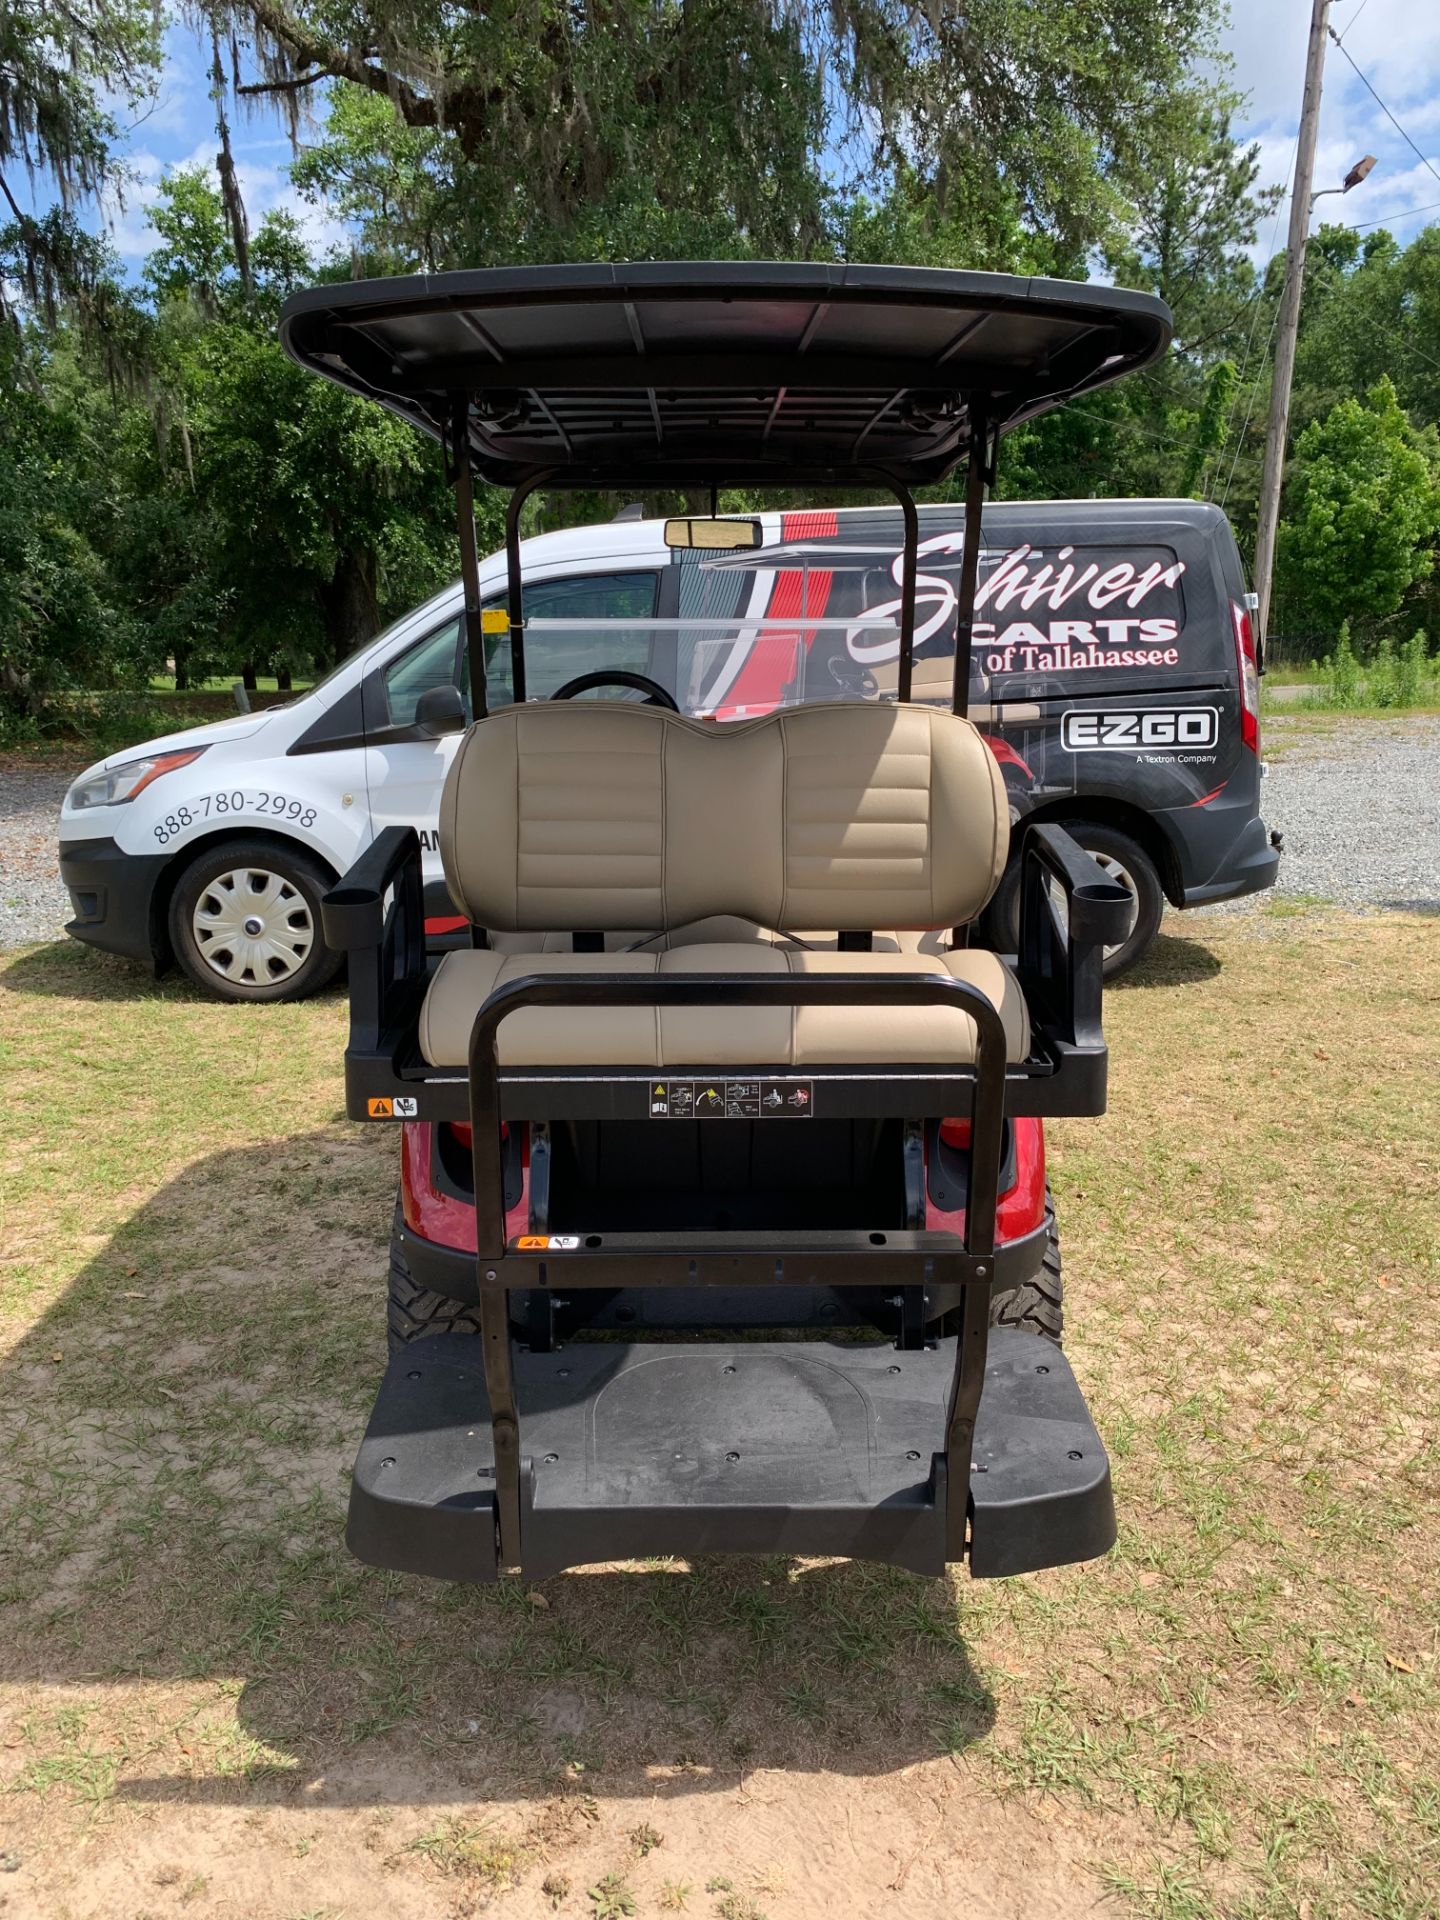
168,837,343,1003
387,1205,481,1353
988,1196,1063,1342
980,820,1164,980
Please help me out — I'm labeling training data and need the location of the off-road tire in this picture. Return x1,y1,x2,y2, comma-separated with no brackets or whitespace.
169,836,343,1003
388,1206,481,1353
988,1197,1063,1342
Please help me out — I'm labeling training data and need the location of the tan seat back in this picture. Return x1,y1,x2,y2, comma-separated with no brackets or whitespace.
439,701,1007,933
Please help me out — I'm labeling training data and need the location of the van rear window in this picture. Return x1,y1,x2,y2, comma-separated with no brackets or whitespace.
675,530,1190,711
968,543,1187,680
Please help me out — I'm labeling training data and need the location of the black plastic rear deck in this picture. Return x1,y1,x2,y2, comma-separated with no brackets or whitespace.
347,1328,1114,1583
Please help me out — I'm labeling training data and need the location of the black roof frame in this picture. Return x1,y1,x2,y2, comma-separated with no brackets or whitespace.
281,262,1172,717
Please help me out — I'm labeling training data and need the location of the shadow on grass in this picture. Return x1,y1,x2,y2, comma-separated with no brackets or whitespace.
0,938,348,1006
2,1136,996,1811
1111,928,1222,989
0,938,197,1003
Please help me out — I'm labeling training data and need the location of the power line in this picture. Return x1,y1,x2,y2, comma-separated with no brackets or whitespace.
1337,0,1373,39
1327,29,1440,193
1218,294,1284,512
1347,196,1440,231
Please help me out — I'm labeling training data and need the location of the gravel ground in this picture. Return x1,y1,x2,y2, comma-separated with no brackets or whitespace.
1232,714,1440,914
1,717,1436,952
0,759,84,950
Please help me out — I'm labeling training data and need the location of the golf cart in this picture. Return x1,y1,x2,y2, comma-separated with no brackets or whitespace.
281,263,1171,1583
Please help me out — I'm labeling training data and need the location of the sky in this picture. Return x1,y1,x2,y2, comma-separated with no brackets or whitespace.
1223,0,1440,258
22,2,1440,272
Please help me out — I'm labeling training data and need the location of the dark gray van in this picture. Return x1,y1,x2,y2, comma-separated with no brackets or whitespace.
688,497,1279,973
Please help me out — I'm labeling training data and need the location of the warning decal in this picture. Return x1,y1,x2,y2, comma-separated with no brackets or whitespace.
649,1079,813,1118
367,1097,393,1118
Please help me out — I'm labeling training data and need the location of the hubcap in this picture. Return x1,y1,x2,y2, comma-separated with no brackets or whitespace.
192,868,315,986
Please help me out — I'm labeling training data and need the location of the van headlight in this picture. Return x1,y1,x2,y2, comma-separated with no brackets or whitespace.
67,747,208,810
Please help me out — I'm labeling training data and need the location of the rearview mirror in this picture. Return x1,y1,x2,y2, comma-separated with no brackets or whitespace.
663,517,763,551
415,683,466,738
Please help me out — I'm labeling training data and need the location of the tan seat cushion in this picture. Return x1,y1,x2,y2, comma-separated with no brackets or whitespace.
418,944,1029,1070
440,700,1007,934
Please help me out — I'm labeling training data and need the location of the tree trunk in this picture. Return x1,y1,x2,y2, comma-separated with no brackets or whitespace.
241,660,259,692
174,647,190,693
319,546,381,668
276,664,293,692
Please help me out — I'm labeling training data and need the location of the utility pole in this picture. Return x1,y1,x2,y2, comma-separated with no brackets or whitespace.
1252,0,1330,651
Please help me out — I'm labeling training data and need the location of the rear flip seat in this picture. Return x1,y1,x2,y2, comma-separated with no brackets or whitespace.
425,699,1024,1069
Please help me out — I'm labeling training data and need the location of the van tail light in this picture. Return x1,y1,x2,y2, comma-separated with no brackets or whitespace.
938,1118,972,1150
1231,601,1260,755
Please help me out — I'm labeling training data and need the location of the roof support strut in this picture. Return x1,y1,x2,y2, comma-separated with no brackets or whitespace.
500,468,563,706
451,398,489,723
896,484,918,704
952,405,992,717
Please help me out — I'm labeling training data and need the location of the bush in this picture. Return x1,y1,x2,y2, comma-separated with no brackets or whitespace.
1306,623,1437,712
1396,629,1428,706
1324,623,1362,705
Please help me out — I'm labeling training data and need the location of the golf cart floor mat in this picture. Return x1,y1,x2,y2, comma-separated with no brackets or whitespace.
347,1328,1114,1583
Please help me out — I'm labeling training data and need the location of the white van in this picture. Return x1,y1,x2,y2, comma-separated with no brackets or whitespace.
58,502,1275,999
58,517,677,999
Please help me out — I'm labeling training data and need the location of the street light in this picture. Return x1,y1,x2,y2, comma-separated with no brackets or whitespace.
1311,153,1377,210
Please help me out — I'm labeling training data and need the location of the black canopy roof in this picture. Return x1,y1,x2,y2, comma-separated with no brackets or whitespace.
280,261,1171,490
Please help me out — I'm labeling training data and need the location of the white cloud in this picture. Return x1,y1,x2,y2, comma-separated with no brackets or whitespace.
1222,0,1440,258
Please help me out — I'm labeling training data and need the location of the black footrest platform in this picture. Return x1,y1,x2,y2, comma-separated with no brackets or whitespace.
347,1330,1114,1583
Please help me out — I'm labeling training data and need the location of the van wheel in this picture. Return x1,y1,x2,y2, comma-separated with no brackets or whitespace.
989,1199,1063,1342
981,821,1163,980
169,838,343,1003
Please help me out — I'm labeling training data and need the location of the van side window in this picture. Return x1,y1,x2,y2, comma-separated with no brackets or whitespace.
462,572,659,711
384,618,462,725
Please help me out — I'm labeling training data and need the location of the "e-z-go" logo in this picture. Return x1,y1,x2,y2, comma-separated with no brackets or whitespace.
1061,707,1219,752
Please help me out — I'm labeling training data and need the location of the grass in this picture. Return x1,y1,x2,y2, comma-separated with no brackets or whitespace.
0,912,1436,1917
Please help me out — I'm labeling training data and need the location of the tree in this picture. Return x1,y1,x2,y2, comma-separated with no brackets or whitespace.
0,0,159,334
207,0,1235,277
132,171,483,672
1273,376,1440,643
0,317,148,715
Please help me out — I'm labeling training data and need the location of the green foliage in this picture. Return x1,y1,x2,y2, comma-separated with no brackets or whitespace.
0,170,494,723
1397,629,1429,706
1324,623,1361,706
1275,377,1440,642
1310,623,1438,711
0,0,160,332
261,0,1232,274
5,1,1438,719
0,323,148,716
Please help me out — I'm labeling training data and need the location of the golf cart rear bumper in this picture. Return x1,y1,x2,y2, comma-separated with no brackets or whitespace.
346,1328,1114,1583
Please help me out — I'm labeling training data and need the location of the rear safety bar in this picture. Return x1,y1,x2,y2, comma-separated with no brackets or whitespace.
465,969,1008,1569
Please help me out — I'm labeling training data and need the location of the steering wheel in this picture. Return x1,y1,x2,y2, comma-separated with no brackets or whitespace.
548,669,679,710
827,655,879,696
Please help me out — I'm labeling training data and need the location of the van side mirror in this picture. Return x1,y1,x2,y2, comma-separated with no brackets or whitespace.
415,684,466,738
